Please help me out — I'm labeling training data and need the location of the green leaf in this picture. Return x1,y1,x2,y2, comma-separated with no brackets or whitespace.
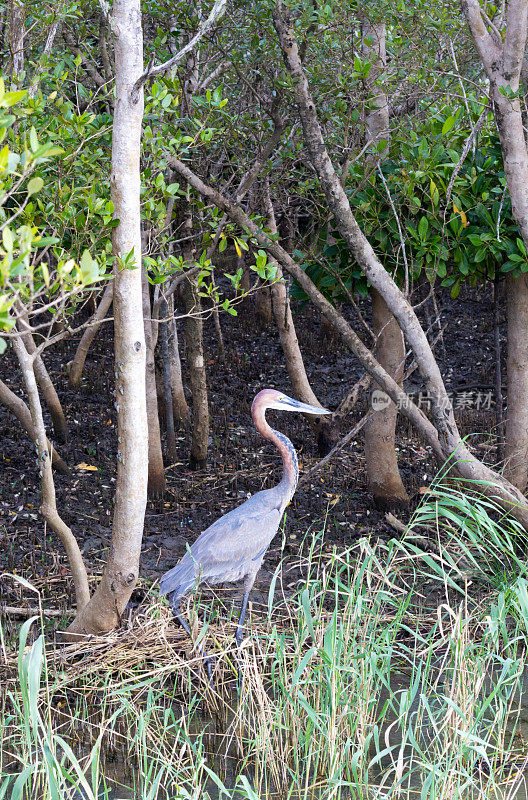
301,589,316,641
29,126,38,152
442,116,456,135
0,144,8,170
418,216,429,242
2,227,13,253
80,250,98,284
27,176,44,197
32,145,64,159
0,89,27,109
0,337,6,355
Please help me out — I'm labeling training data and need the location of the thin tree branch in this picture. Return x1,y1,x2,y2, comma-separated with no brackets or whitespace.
132,0,227,100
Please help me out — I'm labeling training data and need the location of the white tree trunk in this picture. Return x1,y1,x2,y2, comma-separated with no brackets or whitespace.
67,0,148,635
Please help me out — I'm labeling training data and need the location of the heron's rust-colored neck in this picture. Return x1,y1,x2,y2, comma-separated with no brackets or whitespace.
252,399,299,505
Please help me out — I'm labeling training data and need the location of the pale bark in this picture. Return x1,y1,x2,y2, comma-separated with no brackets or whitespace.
9,0,24,77
16,323,68,442
361,19,389,156
69,281,114,388
263,182,330,452
67,0,148,635
493,281,505,464
142,267,166,495
364,290,409,508
11,336,89,610
270,4,528,524
170,161,443,448
0,378,69,474
461,0,528,491
504,274,528,488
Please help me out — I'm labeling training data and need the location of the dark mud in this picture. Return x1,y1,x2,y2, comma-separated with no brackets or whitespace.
0,284,500,618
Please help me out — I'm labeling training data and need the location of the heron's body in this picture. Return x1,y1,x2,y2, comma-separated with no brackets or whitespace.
159,485,284,597
159,389,330,667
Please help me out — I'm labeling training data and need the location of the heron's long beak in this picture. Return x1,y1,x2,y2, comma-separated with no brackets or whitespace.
280,395,331,415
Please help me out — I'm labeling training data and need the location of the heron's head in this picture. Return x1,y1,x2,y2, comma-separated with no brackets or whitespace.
252,389,331,417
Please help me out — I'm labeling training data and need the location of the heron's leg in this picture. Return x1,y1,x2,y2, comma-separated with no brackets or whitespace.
170,593,213,682
235,574,256,648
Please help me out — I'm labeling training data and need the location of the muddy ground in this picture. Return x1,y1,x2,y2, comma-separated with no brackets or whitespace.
0,285,500,620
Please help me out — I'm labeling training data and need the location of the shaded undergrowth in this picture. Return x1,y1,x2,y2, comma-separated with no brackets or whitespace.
2,481,528,799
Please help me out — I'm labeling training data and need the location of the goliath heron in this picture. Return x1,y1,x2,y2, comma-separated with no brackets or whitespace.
159,388,330,672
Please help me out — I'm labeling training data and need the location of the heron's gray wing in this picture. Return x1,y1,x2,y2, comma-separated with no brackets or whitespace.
193,491,283,566
159,489,283,595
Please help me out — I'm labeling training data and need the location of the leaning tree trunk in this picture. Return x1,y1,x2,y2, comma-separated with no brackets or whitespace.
16,315,68,441
504,273,528,489
271,4,528,524
142,267,166,495
361,18,408,508
171,159,528,530
69,281,114,388
364,289,409,508
11,336,89,610
168,6,528,531
0,378,69,474
67,0,148,636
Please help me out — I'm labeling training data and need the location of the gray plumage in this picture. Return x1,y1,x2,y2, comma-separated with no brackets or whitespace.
159,388,330,665
159,485,284,601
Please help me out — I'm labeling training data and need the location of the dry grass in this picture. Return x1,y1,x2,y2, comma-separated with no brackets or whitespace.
2,482,528,798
